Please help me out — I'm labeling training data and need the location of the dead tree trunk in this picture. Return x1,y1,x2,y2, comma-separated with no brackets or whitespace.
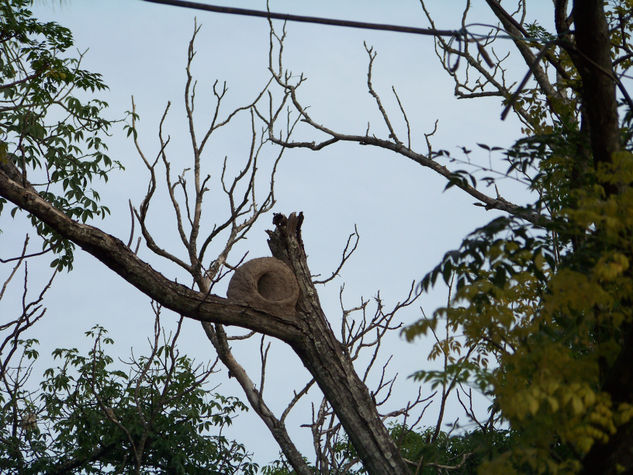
267,213,409,474
0,160,408,473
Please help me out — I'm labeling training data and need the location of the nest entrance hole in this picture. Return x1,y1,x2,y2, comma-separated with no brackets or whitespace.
257,272,290,300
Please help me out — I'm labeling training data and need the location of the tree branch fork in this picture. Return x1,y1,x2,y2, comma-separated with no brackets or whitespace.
0,157,413,472
0,159,302,342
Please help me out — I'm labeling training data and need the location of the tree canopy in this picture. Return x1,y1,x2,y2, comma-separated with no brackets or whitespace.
0,0,118,270
0,320,257,474
1,0,633,473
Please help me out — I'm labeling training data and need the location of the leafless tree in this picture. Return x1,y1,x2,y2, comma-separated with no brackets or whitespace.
121,21,429,474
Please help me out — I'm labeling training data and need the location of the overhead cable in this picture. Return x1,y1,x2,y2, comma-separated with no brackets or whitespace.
142,0,462,37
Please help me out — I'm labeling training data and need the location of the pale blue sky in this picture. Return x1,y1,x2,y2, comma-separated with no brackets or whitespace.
3,0,553,467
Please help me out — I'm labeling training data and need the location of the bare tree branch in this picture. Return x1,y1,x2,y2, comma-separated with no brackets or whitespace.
313,225,359,285
263,26,547,227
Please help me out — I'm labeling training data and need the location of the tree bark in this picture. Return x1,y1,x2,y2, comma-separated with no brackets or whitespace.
568,0,620,168
0,161,409,473
267,213,409,474
0,159,301,341
566,2,633,473
200,322,313,475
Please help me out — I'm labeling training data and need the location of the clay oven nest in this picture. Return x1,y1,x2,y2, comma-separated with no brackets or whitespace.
227,257,299,318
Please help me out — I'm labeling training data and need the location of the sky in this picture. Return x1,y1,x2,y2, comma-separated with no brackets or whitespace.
2,0,553,468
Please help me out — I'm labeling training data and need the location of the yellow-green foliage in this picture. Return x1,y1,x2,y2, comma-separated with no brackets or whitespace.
404,0,633,470
407,151,633,473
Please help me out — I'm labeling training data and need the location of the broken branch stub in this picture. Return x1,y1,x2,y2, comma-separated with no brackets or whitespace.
227,257,299,318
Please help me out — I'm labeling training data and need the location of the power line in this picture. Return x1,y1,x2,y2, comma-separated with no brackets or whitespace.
142,0,462,38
